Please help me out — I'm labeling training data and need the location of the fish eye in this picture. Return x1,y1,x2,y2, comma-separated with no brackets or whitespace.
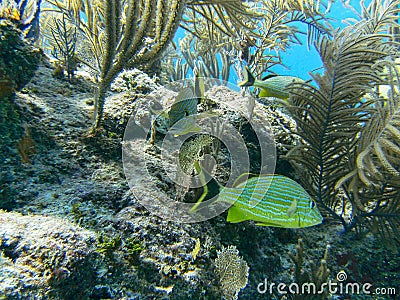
310,200,315,209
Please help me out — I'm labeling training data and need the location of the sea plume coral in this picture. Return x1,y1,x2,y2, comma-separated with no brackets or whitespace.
285,0,400,243
43,0,267,130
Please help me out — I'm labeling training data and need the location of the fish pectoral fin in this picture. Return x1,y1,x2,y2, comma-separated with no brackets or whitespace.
258,89,270,98
286,199,298,217
226,206,250,223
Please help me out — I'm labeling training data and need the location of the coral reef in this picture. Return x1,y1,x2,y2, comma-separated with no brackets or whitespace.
42,0,328,129
0,54,399,298
0,19,41,198
1,0,400,297
0,211,97,298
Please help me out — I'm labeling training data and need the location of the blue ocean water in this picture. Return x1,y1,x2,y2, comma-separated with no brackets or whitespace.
270,0,365,79
174,0,369,82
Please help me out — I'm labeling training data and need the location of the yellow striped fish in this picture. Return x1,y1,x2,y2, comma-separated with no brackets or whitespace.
238,66,304,100
217,175,323,228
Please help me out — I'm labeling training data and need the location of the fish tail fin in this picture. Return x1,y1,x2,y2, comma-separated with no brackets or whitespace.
238,66,255,87
193,64,205,101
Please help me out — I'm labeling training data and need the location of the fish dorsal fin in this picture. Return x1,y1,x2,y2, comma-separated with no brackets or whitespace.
261,74,279,80
226,205,251,223
232,172,255,188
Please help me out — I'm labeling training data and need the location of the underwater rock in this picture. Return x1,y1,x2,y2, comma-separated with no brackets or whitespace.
2,57,399,298
0,211,97,298
0,20,41,93
0,95,24,157
103,69,160,135
102,91,140,136
110,68,160,94
207,85,300,177
206,85,299,155
90,285,115,299
113,209,221,299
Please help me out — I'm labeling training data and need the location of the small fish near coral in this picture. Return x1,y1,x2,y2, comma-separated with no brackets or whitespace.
168,86,198,127
238,66,304,100
153,77,206,137
217,174,323,228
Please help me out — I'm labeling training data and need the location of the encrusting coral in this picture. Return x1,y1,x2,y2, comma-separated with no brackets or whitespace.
45,0,255,129
0,211,97,299
45,0,317,129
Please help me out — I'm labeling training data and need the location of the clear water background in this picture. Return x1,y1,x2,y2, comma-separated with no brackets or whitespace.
272,0,366,79
174,0,370,83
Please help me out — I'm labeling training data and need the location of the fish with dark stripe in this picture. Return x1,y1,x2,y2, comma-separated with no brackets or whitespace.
238,66,304,100
168,87,198,127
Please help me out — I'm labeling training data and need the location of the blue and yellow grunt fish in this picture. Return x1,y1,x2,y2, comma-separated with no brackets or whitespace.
191,173,323,228
238,66,304,100
217,174,323,228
